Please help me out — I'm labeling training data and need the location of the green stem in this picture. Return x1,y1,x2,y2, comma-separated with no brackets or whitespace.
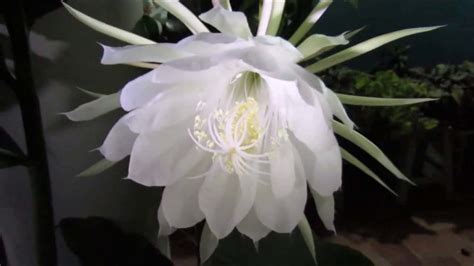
3,0,57,265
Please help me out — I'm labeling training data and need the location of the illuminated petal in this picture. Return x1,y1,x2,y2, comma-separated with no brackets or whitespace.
199,7,252,39
100,44,190,64
99,113,138,161
63,93,120,121
237,207,271,243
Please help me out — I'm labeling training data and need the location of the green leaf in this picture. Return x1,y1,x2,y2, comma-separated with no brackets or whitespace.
77,159,117,177
336,94,437,106
332,120,414,185
298,216,317,265
306,26,443,73
340,147,397,195
62,3,156,45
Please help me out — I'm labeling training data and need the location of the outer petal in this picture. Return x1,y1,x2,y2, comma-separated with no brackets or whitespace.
176,33,252,56
100,43,190,64
198,164,257,239
161,177,205,228
254,148,307,233
236,207,271,243
310,188,336,232
158,204,175,236
120,69,168,111
99,113,137,161
124,86,203,133
127,124,211,186
199,7,252,39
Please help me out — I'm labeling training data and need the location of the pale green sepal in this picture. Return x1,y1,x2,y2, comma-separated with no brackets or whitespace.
154,0,209,34
298,33,349,60
200,223,219,264
62,3,156,45
337,94,437,106
324,88,355,129
157,236,172,260
298,216,317,265
199,7,252,39
340,147,397,195
307,26,443,73
77,159,117,177
333,120,415,185
62,93,120,121
289,0,333,45
76,87,104,98
344,26,366,40
310,188,336,232
267,0,286,36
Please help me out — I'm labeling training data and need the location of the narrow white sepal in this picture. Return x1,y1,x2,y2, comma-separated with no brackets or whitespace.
62,3,156,45
340,147,397,195
289,0,333,45
257,0,273,36
307,26,444,73
267,0,286,36
333,120,415,185
336,94,437,106
77,159,117,177
76,87,104,98
62,93,120,122
200,223,219,263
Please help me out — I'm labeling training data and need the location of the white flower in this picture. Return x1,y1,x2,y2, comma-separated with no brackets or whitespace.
64,0,440,262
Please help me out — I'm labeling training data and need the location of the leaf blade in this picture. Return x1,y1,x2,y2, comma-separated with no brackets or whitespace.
337,94,437,106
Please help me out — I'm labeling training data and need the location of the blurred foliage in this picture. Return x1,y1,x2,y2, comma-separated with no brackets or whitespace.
322,67,440,138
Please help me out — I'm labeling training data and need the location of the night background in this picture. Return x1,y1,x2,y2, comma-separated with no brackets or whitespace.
0,0,473,265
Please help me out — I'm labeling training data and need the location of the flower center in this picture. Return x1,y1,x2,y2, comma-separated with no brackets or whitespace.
189,97,271,176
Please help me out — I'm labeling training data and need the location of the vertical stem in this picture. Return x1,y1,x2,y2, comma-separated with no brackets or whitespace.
3,0,57,265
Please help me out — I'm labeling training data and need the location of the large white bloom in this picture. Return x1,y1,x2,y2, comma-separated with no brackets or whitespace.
64,0,440,262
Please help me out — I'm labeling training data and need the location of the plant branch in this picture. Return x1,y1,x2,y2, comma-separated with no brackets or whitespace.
2,0,57,265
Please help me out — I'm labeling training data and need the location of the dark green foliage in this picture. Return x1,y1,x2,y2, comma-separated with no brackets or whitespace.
322,67,440,138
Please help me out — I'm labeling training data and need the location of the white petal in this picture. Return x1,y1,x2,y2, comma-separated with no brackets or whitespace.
100,44,190,64
200,223,219,263
199,164,257,239
199,7,252,39
293,133,342,197
162,177,205,228
158,204,175,236
99,113,137,161
236,207,270,243
120,70,167,111
176,33,252,56
63,93,120,121
253,36,304,63
310,189,336,232
297,32,349,60
127,124,211,186
270,141,296,198
125,86,203,133
254,150,307,233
